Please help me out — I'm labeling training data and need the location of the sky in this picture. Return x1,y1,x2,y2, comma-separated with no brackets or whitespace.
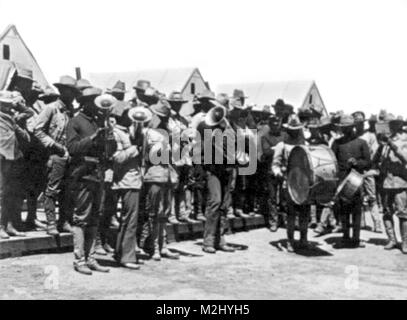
0,0,406,116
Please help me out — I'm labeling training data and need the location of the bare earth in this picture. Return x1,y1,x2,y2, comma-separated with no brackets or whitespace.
1,227,406,300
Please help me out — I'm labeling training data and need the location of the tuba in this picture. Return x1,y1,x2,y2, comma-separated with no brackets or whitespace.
128,106,153,124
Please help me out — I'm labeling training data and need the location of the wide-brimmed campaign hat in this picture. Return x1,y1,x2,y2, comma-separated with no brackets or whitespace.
38,86,60,102
76,78,92,91
352,111,366,123
109,80,127,93
128,106,153,123
133,79,151,91
15,65,34,81
0,90,17,105
336,114,355,127
197,89,215,101
54,75,79,93
167,91,188,104
150,99,171,117
230,89,248,100
283,115,303,130
77,87,102,104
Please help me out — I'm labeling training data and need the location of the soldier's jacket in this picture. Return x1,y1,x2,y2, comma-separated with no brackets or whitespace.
111,125,143,190
380,132,407,189
272,135,306,178
34,99,72,148
143,126,178,185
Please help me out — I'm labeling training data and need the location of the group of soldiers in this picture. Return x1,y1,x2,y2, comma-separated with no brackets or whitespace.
1,64,407,276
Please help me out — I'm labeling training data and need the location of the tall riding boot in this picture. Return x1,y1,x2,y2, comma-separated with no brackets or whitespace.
138,218,152,254
44,196,59,236
95,232,107,255
299,211,309,248
151,218,161,261
399,219,407,254
383,218,397,250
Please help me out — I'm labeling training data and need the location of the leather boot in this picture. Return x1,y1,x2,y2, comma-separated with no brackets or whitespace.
0,225,10,239
74,259,92,276
159,222,179,259
383,219,397,250
87,258,110,273
399,220,407,254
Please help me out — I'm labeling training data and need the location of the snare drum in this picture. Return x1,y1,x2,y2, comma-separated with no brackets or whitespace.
287,145,338,205
335,169,364,203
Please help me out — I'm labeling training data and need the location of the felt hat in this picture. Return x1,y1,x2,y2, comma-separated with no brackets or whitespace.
77,87,102,104
230,89,248,99
150,99,171,117
133,79,151,91
76,78,92,91
109,80,127,93
54,75,78,90
38,86,60,102
15,65,33,81
197,89,215,101
167,91,188,104
336,114,355,127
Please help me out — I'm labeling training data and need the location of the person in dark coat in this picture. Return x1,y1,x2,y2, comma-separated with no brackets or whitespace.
66,92,117,275
332,114,371,248
0,91,33,239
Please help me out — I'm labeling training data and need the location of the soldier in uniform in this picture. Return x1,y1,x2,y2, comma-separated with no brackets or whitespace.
139,99,180,260
199,106,236,254
260,114,285,231
352,111,382,233
190,90,217,221
66,91,116,275
376,115,407,253
33,75,79,235
272,115,309,252
167,92,195,224
332,114,371,248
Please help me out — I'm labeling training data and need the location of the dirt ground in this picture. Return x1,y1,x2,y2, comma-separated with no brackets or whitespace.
0,227,406,300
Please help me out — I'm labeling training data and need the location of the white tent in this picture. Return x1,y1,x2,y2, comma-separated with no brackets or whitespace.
217,80,327,115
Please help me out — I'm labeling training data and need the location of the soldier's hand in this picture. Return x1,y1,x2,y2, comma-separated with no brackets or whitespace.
53,143,67,157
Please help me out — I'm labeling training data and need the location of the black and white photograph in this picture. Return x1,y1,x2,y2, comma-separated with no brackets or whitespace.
0,0,407,303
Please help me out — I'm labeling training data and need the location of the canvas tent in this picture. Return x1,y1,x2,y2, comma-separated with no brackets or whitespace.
89,67,209,115
217,81,327,116
0,24,52,90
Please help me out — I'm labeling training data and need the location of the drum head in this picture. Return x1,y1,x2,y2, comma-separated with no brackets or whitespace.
288,166,310,205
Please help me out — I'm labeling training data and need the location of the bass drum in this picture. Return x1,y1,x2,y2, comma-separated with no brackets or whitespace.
287,145,338,205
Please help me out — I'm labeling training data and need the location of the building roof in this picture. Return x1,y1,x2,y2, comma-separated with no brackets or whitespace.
217,80,319,109
89,67,205,96
0,25,52,90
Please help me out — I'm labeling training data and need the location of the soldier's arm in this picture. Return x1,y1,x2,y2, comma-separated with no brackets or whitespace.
271,142,284,176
